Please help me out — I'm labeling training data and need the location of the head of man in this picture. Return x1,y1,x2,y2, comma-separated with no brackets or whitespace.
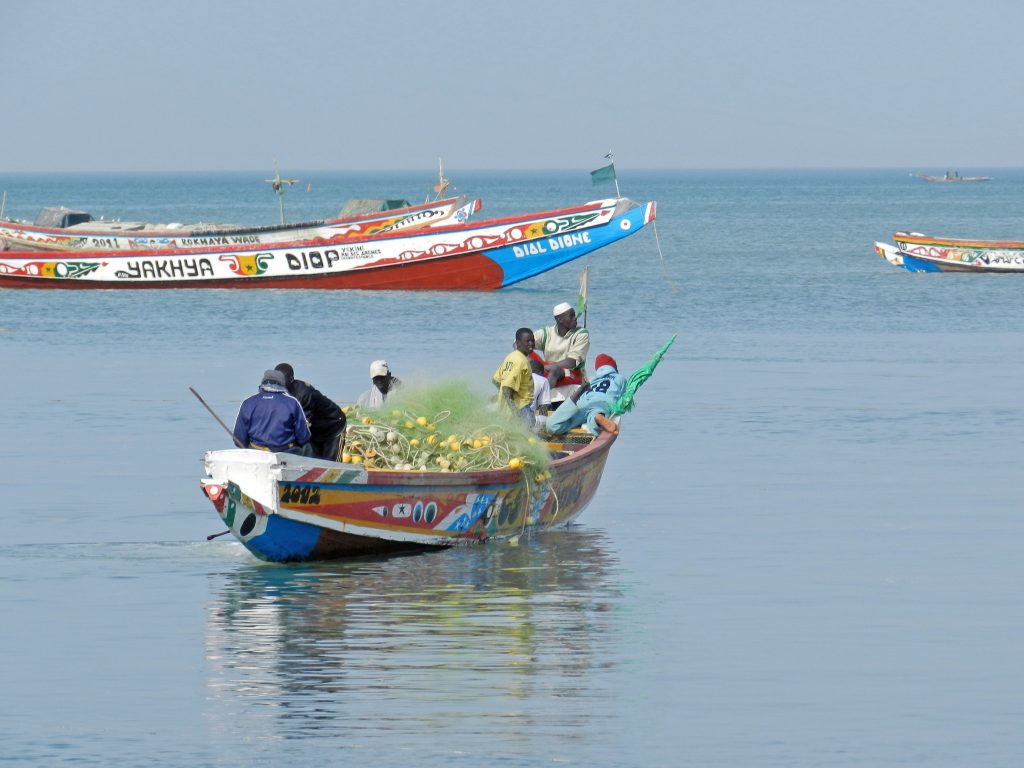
260,369,287,392
594,353,618,371
514,327,535,355
552,302,577,334
274,362,296,386
370,360,393,394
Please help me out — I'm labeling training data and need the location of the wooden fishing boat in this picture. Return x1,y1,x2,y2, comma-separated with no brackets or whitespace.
915,172,992,183
0,196,478,252
200,429,617,562
0,197,655,289
876,232,1024,273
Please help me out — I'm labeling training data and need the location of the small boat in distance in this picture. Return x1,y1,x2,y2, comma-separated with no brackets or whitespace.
874,232,1024,272
0,197,656,289
915,171,992,183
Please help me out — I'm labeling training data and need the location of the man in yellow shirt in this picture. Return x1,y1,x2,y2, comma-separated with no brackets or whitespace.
493,328,536,426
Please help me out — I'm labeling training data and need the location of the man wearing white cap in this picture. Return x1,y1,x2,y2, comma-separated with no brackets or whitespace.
532,301,590,403
357,360,400,409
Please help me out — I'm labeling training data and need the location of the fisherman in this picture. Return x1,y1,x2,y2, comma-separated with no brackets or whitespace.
233,369,313,455
532,301,590,404
546,353,625,436
493,328,536,426
357,360,401,409
274,363,346,461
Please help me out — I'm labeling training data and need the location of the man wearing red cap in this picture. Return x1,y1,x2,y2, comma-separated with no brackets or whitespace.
532,301,590,404
546,353,626,436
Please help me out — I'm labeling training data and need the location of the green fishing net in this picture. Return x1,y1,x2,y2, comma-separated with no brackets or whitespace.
343,380,552,475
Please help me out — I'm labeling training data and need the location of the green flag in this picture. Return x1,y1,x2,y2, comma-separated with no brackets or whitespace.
576,266,589,320
610,335,677,416
590,162,616,185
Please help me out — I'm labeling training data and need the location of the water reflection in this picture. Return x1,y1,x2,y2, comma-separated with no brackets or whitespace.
204,528,622,747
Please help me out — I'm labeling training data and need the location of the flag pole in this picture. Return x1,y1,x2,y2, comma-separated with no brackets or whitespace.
606,151,621,198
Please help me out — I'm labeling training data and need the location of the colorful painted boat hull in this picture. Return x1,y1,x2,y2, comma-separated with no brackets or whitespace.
200,430,616,562
0,196,478,252
877,232,1024,273
0,198,654,289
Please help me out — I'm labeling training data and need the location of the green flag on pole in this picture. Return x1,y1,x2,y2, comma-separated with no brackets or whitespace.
610,335,677,416
576,266,589,322
590,163,617,185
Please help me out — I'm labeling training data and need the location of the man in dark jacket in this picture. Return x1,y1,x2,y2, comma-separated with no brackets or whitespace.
275,363,347,461
233,369,313,455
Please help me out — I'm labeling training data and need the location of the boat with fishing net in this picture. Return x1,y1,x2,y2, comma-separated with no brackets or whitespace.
0,197,655,289
199,339,674,562
201,426,617,562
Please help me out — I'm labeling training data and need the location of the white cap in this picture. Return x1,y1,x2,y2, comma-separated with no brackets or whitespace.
369,360,390,377
552,302,573,317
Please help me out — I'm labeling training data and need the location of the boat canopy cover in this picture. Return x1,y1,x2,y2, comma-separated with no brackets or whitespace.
337,198,412,218
35,207,94,228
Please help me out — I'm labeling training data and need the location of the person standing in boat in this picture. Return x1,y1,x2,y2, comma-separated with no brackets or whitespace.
233,369,313,455
274,363,346,461
493,328,536,427
357,360,401,409
532,301,590,404
546,353,625,436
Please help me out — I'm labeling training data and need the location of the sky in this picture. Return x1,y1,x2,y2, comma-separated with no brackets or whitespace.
2,0,1022,172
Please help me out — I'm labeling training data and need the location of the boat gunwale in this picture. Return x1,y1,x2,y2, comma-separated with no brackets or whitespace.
895,232,1024,250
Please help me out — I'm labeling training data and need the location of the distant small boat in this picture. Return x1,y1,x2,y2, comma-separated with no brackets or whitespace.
875,232,1024,273
915,171,991,183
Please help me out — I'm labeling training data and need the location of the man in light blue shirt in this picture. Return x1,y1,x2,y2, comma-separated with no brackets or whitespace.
546,353,625,436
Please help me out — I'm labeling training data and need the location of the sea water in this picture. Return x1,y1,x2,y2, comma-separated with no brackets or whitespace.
1,169,1022,767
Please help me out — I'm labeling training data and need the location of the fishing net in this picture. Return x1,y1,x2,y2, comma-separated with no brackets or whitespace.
342,380,552,475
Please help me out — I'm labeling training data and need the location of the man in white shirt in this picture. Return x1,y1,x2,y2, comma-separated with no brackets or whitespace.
357,360,400,409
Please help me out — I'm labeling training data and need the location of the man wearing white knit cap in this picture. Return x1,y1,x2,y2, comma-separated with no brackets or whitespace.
532,301,590,404
357,359,400,409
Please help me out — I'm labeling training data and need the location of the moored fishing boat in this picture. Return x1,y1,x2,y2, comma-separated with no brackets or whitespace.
0,195,478,252
200,428,616,562
876,232,1024,273
0,197,656,289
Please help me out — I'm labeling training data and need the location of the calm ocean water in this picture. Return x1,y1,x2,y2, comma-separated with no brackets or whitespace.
2,169,1022,767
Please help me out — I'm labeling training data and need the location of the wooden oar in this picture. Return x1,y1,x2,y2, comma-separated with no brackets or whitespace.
189,386,245,448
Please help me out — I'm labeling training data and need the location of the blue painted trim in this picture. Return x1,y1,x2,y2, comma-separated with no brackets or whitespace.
245,514,321,562
901,253,944,273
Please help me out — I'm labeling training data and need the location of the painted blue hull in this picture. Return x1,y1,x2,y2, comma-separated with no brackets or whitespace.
900,253,945,273
493,201,655,287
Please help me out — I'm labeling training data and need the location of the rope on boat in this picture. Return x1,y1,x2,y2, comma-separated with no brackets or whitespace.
651,218,681,293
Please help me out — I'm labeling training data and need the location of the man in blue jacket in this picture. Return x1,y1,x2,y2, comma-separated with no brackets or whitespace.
233,369,313,455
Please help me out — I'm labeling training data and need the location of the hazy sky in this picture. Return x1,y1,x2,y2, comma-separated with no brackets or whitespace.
3,0,1021,172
